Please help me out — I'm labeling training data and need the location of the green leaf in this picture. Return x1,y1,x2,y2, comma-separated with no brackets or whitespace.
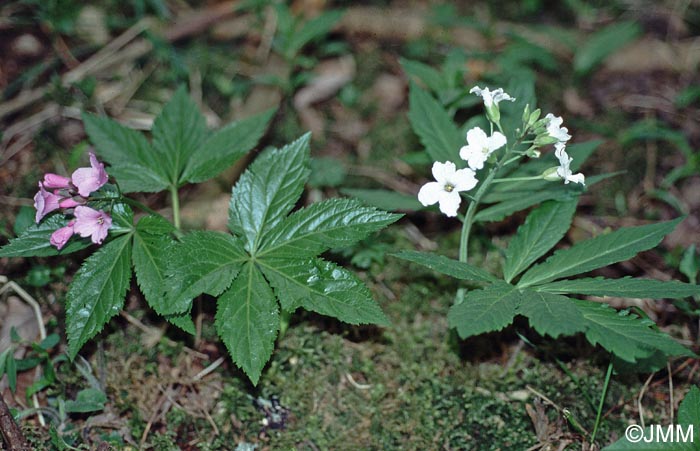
678,386,700,426
151,86,208,185
504,200,578,283
400,58,446,93
181,109,275,184
215,262,279,385
164,231,248,315
475,189,577,223
517,289,584,337
573,299,693,364
259,257,389,325
82,113,169,193
574,21,642,75
0,215,92,257
679,244,698,284
132,216,175,316
518,218,683,288
66,235,132,359
228,133,311,253
258,198,401,259
64,388,107,413
408,83,463,163
448,283,520,338
340,188,423,211
392,251,499,283
537,277,700,299
285,9,344,58
165,312,196,335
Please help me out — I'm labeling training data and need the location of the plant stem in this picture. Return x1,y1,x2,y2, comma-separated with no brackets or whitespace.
170,185,181,230
590,361,614,444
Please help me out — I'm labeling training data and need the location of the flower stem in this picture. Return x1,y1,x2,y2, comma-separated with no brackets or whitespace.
170,185,181,230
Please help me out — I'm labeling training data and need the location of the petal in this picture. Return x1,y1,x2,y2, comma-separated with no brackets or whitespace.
71,167,100,197
458,145,473,162
467,153,486,170
487,131,507,151
437,191,461,217
453,168,478,192
568,173,585,185
466,127,488,147
431,161,456,183
417,182,443,207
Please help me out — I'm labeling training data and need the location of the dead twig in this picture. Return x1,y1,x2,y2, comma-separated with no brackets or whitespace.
0,391,31,451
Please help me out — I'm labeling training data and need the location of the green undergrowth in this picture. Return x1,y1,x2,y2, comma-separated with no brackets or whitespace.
18,243,666,450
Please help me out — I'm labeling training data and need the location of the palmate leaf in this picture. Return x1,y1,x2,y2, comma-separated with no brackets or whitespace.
448,283,521,338
259,257,389,325
0,215,92,257
164,231,248,315
82,113,169,193
85,89,272,192
228,133,311,252
393,251,498,283
518,218,683,287
157,133,398,384
181,109,275,184
408,82,463,164
66,235,132,359
215,262,279,385
258,198,402,259
503,200,578,283
537,276,700,299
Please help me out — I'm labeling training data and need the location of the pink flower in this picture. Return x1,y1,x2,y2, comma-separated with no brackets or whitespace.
71,152,108,197
50,221,76,250
73,206,112,245
58,197,83,209
34,182,62,223
42,173,73,190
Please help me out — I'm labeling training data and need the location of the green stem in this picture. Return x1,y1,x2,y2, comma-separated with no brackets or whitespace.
491,175,543,183
590,361,614,444
170,185,181,230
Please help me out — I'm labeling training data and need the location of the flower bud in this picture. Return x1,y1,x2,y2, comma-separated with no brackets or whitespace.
528,109,541,126
522,104,530,125
542,167,561,181
525,148,541,158
43,173,73,190
534,135,560,146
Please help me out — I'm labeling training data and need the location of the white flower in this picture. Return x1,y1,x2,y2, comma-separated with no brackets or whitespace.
470,86,515,107
554,143,585,185
545,113,571,143
418,161,478,217
459,127,507,170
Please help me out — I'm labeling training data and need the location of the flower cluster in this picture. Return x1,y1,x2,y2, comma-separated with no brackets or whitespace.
33,152,112,249
418,87,513,217
418,85,587,217
540,113,584,185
